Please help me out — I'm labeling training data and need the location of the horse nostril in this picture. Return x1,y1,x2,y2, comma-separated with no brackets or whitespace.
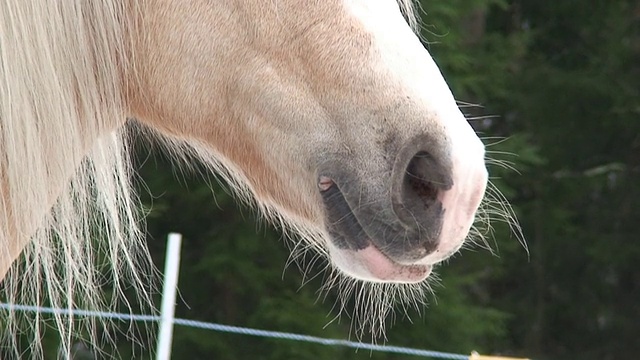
391,149,454,246
385,149,454,258
406,151,440,204
404,151,452,206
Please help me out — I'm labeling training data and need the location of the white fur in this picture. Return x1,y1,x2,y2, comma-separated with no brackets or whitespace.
0,2,153,358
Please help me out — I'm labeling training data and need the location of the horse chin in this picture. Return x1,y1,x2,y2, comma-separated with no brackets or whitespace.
329,243,432,284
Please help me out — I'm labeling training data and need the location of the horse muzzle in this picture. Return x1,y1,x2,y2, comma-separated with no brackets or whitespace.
317,134,487,283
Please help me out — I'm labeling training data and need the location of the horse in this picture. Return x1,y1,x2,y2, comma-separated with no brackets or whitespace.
0,0,496,357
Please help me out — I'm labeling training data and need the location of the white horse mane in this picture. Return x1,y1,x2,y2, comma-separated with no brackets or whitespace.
0,0,430,357
1,1,153,357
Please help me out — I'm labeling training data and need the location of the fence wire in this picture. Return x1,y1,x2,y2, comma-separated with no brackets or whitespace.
0,302,471,359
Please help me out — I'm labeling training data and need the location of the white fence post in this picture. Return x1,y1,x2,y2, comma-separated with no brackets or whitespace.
156,233,182,360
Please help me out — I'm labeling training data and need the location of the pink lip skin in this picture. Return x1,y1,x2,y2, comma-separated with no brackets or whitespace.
330,244,432,283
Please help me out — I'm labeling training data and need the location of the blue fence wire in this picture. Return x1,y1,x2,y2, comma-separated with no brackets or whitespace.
0,302,467,359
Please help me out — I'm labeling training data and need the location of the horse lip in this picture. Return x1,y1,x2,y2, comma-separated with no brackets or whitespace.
328,235,433,283
354,245,432,283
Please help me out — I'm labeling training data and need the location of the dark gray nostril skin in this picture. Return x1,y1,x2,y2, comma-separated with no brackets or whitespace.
406,152,444,203
390,148,454,258
405,151,453,206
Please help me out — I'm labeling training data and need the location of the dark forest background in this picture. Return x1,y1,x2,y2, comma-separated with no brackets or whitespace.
36,0,640,359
